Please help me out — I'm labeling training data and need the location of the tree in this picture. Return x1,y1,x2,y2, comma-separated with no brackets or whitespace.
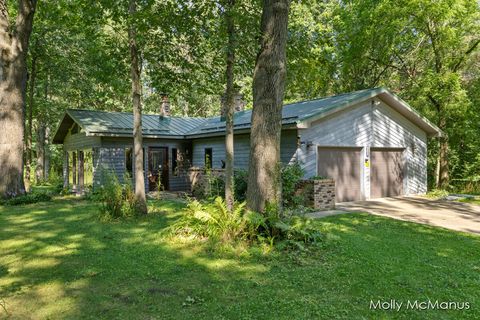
0,0,37,197
296,0,479,189
24,54,36,191
403,0,479,189
128,0,147,214
223,0,236,211
246,0,291,213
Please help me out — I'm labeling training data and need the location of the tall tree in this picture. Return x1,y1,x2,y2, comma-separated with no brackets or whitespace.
25,54,36,190
246,0,291,213
128,0,147,214
0,0,37,197
224,0,236,211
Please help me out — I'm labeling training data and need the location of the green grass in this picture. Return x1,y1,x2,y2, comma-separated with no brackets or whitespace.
459,197,480,205
1,197,479,319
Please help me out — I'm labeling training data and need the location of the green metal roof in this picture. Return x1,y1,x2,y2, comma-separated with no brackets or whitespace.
187,87,385,135
53,109,208,142
53,87,442,143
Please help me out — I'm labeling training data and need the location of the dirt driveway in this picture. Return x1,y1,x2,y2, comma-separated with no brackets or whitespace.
337,196,480,235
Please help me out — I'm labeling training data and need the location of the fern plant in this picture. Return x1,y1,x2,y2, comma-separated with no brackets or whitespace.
168,196,322,250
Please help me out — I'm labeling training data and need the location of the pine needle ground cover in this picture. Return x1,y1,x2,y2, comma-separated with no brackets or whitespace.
0,198,479,319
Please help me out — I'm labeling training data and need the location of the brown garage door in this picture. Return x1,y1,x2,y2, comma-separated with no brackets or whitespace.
370,148,404,199
317,147,362,202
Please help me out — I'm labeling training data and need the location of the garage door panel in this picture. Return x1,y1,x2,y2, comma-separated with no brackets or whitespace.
317,147,362,202
371,148,404,198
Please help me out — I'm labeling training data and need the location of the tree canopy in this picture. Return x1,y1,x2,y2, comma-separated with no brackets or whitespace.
4,0,479,194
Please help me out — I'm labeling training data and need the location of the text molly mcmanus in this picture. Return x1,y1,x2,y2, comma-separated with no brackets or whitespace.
370,299,471,311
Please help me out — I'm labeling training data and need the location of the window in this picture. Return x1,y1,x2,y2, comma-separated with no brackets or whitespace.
205,148,213,169
172,148,178,176
125,147,133,177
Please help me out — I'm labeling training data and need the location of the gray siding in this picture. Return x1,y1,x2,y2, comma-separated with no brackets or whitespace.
192,130,298,170
100,137,190,191
297,101,372,178
92,147,126,188
64,132,101,151
373,101,427,195
296,99,428,197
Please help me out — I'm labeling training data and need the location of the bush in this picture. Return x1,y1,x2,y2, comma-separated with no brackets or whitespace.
426,189,449,199
234,169,248,201
209,164,305,208
172,197,246,241
192,170,225,200
451,178,480,195
169,197,322,250
281,162,305,208
2,192,52,206
97,171,139,219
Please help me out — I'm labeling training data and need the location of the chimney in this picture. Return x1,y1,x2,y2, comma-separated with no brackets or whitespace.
220,93,245,120
160,94,171,117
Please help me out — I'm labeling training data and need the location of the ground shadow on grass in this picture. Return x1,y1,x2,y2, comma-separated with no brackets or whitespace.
0,198,271,319
1,200,480,320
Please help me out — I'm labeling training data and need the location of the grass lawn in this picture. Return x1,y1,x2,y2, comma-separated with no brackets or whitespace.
459,197,480,205
1,197,479,319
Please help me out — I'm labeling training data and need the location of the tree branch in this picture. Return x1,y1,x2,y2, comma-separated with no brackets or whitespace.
15,0,37,52
452,38,480,72
425,18,442,73
428,94,441,113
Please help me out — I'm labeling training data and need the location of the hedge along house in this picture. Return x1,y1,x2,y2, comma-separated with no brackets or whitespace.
52,87,442,202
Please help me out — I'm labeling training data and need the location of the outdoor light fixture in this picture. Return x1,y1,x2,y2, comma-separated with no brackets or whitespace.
298,138,314,149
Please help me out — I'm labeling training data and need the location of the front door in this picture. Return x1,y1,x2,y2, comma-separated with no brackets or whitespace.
148,147,169,191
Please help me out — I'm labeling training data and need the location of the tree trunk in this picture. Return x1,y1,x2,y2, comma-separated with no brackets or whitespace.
224,0,236,211
128,0,148,214
35,123,45,183
0,0,37,198
25,55,36,191
246,0,291,213
434,114,449,189
44,126,50,181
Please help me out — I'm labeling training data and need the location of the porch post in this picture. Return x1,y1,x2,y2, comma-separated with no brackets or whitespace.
78,151,85,193
63,150,69,189
72,151,77,192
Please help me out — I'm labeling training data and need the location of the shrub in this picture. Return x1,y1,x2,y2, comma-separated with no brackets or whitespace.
171,197,245,241
97,171,138,219
192,170,225,200
2,192,52,206
234,169,248,201
169,197,321,250
226,164,306,208
426,189,449,199
281,162,305,208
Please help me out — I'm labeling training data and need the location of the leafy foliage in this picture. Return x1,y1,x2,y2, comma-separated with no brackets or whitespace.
281,162,305,208
169,197,321,249
97,171,138,219
233,169,248,202
23,0,480,191
1,192,53,206
191,171,225,200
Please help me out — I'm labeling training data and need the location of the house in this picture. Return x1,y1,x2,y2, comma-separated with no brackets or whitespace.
52,87,442,202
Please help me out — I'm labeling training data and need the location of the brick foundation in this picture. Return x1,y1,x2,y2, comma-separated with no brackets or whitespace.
296,179,335,210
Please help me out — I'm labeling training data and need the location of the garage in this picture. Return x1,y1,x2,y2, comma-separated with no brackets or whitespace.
317,147,362,202
370,148,405,198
